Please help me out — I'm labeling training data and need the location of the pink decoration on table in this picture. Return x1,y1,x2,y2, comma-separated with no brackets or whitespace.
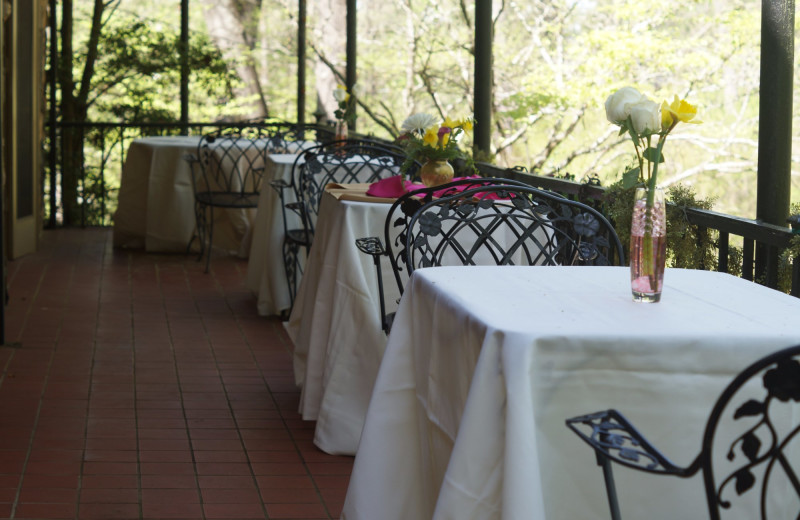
366,175,425,198
366,175,510,200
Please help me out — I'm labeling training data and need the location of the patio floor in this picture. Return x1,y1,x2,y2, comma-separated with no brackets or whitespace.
0,228,351,520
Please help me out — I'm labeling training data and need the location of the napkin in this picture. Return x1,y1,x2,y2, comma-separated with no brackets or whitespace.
366,175,425,198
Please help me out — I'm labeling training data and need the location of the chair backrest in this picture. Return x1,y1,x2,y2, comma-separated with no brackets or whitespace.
382,178,625,296
566,344,800,520
295,140,418,235
194,127,273,200
698,343,800,519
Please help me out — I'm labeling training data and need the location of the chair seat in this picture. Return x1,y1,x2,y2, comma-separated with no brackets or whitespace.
195,191,260,208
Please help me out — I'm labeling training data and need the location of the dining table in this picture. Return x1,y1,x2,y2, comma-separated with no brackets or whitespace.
245,153,305,316
284,183,403,455
341,265,800,520
113,135,312,256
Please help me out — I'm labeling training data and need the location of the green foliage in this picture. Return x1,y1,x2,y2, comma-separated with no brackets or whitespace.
605,181,717,270
665,184,716,270
86,13,238,123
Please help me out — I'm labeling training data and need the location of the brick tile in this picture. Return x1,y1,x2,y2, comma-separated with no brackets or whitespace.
140,475,197,489
200,487,262,504
141,488,200,504
260,486,321,503
77,502,141,519
14,502,77,519
141,502,203,518
265,502,328,519
80,488,140,503
204,502,266,518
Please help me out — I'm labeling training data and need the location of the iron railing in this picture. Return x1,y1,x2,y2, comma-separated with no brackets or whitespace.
45,121,335,227
484,163,800,297
44,121,800,297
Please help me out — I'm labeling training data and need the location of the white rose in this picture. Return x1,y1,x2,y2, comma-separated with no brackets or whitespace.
333,87,347,103
605,87,644,123
351,83,361,98
629,98,661,134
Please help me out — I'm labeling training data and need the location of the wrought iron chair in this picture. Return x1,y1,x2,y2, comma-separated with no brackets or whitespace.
185,126,277,272
566,343,800,520
273,139,419,309
355,178,625,332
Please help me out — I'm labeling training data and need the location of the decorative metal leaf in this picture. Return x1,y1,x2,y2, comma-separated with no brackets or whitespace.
741,432,761,462
618,448,640,462
478,198,493,209
393,217,406,227
456,203,477,217
511,196,531,210
578,243,599,261
413,236,426,247
734,399,765,419
734,468,755,495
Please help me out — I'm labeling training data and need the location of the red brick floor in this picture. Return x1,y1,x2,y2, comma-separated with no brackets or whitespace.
0,228,351,519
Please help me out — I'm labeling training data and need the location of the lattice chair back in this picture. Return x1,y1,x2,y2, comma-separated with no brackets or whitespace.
189,126,271,271
354,178,623,332
390,180,624,294
277,139,415,310
566,343,800,520
295,141,417,238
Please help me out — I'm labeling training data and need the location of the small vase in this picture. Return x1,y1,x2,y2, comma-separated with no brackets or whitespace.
335,120,348,142
420,159,454,187
630,187,667,303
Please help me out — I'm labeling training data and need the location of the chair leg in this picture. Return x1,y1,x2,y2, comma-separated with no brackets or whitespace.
283,239,299,311
189,202,206,261
204,208,214,273
596,451,622,520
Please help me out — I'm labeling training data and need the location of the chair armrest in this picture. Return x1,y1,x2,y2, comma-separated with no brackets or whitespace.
355,236,391,334
355,236,385,257
565,409,697,477
270,178,290,194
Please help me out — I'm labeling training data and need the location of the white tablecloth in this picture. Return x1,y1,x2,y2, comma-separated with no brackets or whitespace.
285,191,400,454
113,136,310,255
246,154,305,316
342,266,800,520
113,135,262,254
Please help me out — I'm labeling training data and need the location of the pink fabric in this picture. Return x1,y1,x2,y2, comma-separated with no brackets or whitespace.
366,176,425,198
366,175,497,199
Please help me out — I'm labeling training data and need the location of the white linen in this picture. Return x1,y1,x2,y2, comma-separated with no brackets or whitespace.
246,154,305,316
342,266,800,520
113,136,313,255
114,136,256,254
285,192,401,455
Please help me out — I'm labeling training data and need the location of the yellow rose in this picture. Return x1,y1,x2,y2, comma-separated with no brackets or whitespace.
662,95,701,129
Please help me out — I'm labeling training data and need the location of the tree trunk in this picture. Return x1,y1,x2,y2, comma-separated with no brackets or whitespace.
312,0,346,122
201,0,268,120
58,0,105,226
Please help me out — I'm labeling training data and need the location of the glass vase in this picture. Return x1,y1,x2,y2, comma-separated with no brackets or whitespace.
335,120,348,142
420,159,454,187
630,186,667,303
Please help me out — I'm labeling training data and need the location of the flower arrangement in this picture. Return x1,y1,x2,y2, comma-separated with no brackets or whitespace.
396,113,475,174
333,84,359,127
605,86,701,300
605,86,701,198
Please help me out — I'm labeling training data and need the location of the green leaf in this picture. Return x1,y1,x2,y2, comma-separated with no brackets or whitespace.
643,147,665,163
621,168,640,189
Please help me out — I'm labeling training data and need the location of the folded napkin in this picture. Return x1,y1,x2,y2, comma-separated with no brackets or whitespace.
366,175,425,198
325,183,396,203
